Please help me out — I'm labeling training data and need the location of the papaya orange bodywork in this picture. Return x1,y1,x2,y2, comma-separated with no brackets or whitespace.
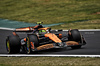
66,41,79,46
37,44,54,50
38,27,50,30
16,27,31,31
45,33,62,43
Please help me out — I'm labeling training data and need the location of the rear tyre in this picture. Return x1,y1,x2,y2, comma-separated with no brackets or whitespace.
26,34,39,54
6,35,21,54
68,29,82,49
68,29,81,42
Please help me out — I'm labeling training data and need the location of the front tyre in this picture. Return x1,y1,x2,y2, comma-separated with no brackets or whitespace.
6,35,21,54
68,29,82,49
25,34,39,54
68,29,81,42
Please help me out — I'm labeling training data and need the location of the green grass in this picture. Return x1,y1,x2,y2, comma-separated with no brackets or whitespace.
0,0,100,29
0,57,100,66
52,19,100,29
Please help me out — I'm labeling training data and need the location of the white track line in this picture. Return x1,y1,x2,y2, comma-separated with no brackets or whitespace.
0,54,100,57
0,27,15,30
63,29,100,31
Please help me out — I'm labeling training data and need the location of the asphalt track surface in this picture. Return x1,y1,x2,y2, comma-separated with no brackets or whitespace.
0,29,100,55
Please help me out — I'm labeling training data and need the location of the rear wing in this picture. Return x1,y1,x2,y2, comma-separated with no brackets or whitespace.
13,27,34,32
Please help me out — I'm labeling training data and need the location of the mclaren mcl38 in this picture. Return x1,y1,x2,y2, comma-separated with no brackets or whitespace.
6,22,86,54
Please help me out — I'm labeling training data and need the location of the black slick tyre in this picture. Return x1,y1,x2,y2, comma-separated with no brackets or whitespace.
26,34,39,54
68,29,82,49
68,29,81,42
6,35,21,54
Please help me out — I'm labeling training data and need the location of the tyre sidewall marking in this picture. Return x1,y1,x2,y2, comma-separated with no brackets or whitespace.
6,40,10,53
27,37,30,53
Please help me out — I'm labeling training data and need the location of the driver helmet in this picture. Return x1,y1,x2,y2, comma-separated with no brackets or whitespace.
39,30,46,34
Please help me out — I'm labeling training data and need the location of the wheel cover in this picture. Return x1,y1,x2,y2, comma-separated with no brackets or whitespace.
6,40,10,53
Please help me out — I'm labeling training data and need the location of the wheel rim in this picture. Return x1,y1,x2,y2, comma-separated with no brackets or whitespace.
6,40,10,53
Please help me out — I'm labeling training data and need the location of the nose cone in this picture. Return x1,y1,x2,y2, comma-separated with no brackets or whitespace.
45,33,62,43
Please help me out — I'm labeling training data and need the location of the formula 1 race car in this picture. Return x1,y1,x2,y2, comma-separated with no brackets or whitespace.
6,22,86,54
